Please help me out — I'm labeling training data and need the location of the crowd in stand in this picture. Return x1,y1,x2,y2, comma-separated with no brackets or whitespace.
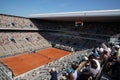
77,22,120,35
0,14,37,29
33,20,120,36
41,32,98,51
1,14,120,39
0,37,119,80
0,14,120,80
34,50,88,80
48,42,120,80
0,32,51,58
0,14,120,36
32,20,74,31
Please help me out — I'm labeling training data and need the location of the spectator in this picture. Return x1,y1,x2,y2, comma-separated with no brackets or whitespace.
92,49,100,59
102,50,109,62
49,68,58,80
116,45,120,58
89,59,101,79
67,62,80,80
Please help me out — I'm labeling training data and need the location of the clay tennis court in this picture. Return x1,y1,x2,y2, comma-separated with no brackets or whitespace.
0,48,70,76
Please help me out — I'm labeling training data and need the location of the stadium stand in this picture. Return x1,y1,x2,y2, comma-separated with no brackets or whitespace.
0,14,38,30
0,32,51,58
40,32,103,51
0,9,120,80
32,19,120,35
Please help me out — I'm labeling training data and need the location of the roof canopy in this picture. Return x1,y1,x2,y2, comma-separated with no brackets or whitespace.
29,9,120,22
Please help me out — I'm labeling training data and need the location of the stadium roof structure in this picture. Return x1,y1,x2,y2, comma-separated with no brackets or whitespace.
29,9,120,22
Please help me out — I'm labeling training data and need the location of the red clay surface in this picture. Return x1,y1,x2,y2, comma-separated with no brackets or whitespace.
0,48,70,76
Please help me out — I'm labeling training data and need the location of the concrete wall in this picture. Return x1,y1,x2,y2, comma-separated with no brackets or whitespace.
0,62,13,80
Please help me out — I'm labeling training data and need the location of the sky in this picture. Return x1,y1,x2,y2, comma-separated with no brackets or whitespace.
0,0,120,17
